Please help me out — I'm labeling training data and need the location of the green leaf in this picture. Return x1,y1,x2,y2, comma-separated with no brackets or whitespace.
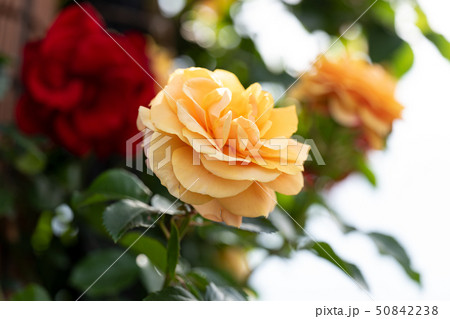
425,32,450,61
189,268,235,287
138,256,165,293
31,211,53,253
238,217,277,233
11,284,51,301
367,24,403,63
144,286,197,301
15,143,46,176
389,43,414,78
186,271,211,292
151,194,183,215
268,207,298,241
415,6,430,32
415,5,450,61
204,282,246,301
308,241,369,290
0,186,14,217
356,157,377,187
76,169,151,207
103,199,160,242
368,232,421,284
119,232,167,271
69,249,139,298
1,126,47,176
370,0,396,29
165,220,180,284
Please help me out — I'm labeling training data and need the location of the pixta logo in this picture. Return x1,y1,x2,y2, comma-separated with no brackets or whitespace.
126,130,172,175
126,131,325,175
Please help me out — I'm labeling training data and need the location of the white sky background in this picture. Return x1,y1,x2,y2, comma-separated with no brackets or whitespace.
237,0,450,300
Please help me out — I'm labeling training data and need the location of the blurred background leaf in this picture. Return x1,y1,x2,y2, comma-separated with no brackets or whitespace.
69,249,139,298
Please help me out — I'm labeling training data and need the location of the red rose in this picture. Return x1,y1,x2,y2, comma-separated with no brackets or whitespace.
16,4,156,156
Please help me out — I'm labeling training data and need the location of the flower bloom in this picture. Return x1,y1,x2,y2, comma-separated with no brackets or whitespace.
16,4,156,156
292,56,403,149
138,68,310,227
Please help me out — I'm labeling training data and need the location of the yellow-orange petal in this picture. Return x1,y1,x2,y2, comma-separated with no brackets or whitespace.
259,138,310,167
212,110,232,148
204,88,232,120
193,199,242,227
150,96,185,139
218,182,276,218
263,105,298,138
200,154,280,182
213,69,245,96
194,201,223,223
329,98,359,127
182,128,250,163
257,159,303,175
222,209,242,228
265,172,304,195
245,83,273,125
176,99,211,139
137,106,154,131
359,107,391,136
145,134,211,205
171,146,252,198
177,184,212,205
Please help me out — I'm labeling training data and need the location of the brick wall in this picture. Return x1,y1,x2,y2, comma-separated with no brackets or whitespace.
0,0,57,123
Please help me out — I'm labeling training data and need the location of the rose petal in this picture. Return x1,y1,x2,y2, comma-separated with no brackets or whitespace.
137,106,155,131
201,154,280,182
145,133,211,205
218,182,276,218
262,105,298,138
171,146,252,198
265,172,304,195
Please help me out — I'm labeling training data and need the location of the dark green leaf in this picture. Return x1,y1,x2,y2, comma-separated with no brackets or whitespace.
11,284,51,301
119,232,167,271
165,220,180,283
1,126,46,176
144,286,197,301
77,169,151,207
186,271,211,292
189,268,235,287
367,24,403,63
103,199,160,242
204,282,246,301
238,217,277,233
0,186,14,217
15,142,46,176
308,241,369,290
69,249,139,298
368,232,421,284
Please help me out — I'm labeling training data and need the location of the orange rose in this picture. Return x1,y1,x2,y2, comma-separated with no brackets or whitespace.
138,67,309,227
292,56,403,149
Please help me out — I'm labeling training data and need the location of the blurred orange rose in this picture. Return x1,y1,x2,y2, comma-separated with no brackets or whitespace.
216,247,250,283
291,56,404,149
138,67,309,227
